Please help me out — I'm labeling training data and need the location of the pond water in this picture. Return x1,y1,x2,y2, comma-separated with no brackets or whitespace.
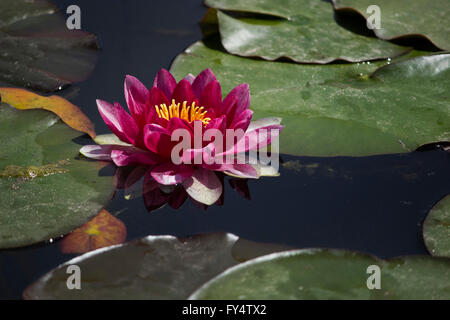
0,0,449,299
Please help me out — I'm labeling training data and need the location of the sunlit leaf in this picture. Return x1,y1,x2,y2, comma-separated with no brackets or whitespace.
190,249,450,299
333,0,450,50
170,40,450,156
0,87,95,138
0,104,113,249
23,233,292,299
204,0,409,63
0,0,99,92
60,209,126,254
423,195,450,258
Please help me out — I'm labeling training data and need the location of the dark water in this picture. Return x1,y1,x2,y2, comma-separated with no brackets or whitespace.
0,0,449,299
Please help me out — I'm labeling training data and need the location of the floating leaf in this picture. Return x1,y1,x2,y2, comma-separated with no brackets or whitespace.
60,209,127,254
0,87,95,138
23,233,292,299
0,0,98,92
190,249,450,300
423,195,450,258
204,0,409,63
170,40,450,156
332,0,450,50
0,104,113,248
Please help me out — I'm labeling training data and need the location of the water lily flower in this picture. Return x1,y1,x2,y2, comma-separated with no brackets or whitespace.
80,68,283,205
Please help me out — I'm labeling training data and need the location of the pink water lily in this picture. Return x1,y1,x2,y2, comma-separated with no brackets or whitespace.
80,68,282,204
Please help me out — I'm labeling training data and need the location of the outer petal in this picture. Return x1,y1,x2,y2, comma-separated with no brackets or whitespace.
97,100,139,145
80,144,114,161
184,73,196,84
229,109,253,132
182,168,223,205
192,68,217,98
223,164,259,179
143,124,172,157
124,75,149,127
150,163,194,185
111,149,160,167
153,68,177,100
171,79,197,106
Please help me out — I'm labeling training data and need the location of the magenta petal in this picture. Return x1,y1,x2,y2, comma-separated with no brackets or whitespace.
97,100,139,145
171,79,197,106
143,124,172,157
153,68,177,99
230,109,253,132
150,163,194,185
182,168,223,205
147,86,170,124
111,149,160,167
199,80,222,114
124,75,149,127
184,73,196,84
192,68,217,98
235,124,284,154
224,164,259,178
221,84,250,116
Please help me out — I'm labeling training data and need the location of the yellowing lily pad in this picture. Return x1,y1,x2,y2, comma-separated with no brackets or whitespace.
0,88,96,138
0,0,98,92
190,249,450,300
333,0,450,50
423,195,450,258
170,40,450,156
0,104,113,249
23,233,292,299
204,0,409,63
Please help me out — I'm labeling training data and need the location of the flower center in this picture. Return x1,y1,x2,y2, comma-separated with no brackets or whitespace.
154,99,211,125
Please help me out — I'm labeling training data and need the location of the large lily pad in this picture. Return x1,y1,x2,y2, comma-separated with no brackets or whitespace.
423,195,450,258
204,0,409,63
190,249,450,300
0,0,99,92
0,104,113,248
170,40,450,156
23,233,293,299
333,0,450,50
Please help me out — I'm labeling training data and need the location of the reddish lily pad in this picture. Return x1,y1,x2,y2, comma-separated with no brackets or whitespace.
60,209,127,254
0,88,96,138
204,0,409,63
332,0,450,50
0,0,99,92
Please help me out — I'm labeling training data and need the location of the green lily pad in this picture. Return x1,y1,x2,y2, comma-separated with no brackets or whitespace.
0,0,98,92
190,249,450,300
0,104,113,248
204,0,409,63
170,40,450,156
423,195,450,258
23,233,293,299
333,0,450,50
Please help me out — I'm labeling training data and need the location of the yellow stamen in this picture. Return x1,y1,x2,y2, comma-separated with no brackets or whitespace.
155,99,211,126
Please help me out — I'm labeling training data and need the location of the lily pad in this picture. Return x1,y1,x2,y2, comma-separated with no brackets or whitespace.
0,0,99,92
204,0,409,63
0,104,113,248
423,195,450,258
170,40,450,156
190,249,450,300
23,233,293,299
333,0,450,50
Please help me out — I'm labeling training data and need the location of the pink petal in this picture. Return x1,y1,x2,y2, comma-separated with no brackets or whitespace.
221,83,250,117
150,163,194,185
79,144,114,161
124,75,149,127
168,188,188,209
182,168,223,205
184,73,196,84
97,100,139,145
192,68,217,98
230,109,253,132
143,124,172,157
171,79,197,106
147,86,170,124
153,68,177,99
223,164,259,178
110,149,160,167
199,80,222,116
